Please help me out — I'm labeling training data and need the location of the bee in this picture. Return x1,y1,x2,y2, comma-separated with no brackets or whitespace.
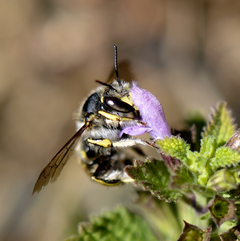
32,45,147,194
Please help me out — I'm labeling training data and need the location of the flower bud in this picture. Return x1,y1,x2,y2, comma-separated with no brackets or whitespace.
207,169,238,192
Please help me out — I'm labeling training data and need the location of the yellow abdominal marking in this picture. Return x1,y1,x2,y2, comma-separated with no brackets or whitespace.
80,150,88,159
87,138,112,147
92,177,122,186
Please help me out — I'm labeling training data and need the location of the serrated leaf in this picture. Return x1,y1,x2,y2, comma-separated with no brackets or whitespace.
172,165,195,190
177,221,212,241
191,184,216,197
172,126,197,152
200,135,217,159
65,206,158,241
156,136,191,166
208,195,237,227
210,147,240,171
157,136,214,186
202,102,236,148
126,159,182,202
198,171,214,186
186,151,208,173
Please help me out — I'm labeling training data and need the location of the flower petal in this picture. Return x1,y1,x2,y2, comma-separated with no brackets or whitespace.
129,82,171,140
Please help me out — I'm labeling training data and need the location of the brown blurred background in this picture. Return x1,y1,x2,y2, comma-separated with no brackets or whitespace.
1,0,240,240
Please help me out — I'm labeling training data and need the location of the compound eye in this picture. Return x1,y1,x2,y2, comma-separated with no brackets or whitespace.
104,97,134,113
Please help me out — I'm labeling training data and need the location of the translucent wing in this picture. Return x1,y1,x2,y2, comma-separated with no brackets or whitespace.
32,124,88,194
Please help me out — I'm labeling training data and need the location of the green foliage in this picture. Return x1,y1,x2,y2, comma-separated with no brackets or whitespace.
156,101,239,189
171,165,195,191
126,159,182,202
65,102,240,241
177,221,212,241
209,147,240,171
202,102,235,147
64,206,158,241
219,223,240,240
156,137,191,166
207,168,239,192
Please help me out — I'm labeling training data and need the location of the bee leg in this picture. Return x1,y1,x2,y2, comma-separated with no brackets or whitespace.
112,138,148,149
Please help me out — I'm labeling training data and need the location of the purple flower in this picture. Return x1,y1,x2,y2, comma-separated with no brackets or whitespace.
121,82,171,140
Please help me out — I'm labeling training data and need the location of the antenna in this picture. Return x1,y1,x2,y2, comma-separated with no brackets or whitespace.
114,45,122,86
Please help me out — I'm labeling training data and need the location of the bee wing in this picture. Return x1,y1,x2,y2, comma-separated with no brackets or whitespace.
32,124,87,194
106,60,135,83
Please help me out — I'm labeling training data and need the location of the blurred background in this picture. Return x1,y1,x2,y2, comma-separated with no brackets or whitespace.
1,0,240,240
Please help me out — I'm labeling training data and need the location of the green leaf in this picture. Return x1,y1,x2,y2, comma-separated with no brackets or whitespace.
172,165,195,190
186,151,207,173
156,136,191,166
190,184,216,197
202,102,236,148
65,206,158,241
185,151,214,186
209,147,240,171
197,171,214,186
200,135,217,159
200,212,210,220
177,221,212,241
155,103,237,189
125,159,182,202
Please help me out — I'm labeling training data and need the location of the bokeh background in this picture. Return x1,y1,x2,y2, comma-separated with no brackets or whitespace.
1,0,240,240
